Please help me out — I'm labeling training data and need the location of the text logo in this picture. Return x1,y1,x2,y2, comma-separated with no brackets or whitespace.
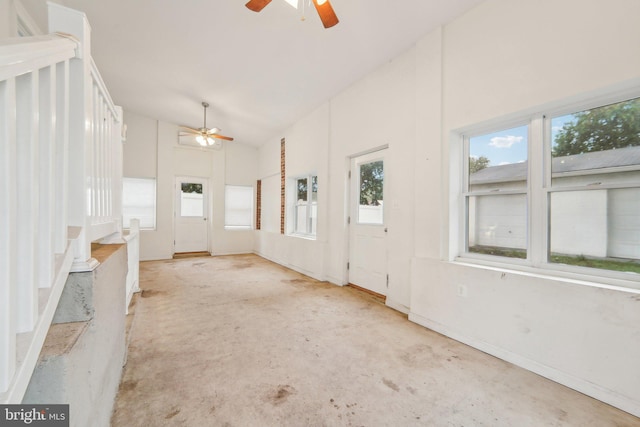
0,405,69,426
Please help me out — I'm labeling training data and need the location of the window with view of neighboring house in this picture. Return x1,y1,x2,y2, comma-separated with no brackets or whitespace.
548,99,640,271
459,95,640,284
466,124,529,259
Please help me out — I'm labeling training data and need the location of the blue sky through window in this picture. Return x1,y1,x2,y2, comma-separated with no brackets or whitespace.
469,124,528,167
469,115,577,167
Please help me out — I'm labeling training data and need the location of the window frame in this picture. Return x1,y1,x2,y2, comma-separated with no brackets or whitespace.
454,90,640,290
290,174,318,239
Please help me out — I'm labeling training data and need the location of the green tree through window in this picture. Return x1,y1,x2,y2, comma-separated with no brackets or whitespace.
469,155,490,173
553,98,640,157
181,183,203,194
360,161,383,205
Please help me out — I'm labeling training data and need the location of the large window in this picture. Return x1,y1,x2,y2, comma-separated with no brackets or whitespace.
122,177,156,229
225,185,254,230
292,175,317,237
460,95,640,283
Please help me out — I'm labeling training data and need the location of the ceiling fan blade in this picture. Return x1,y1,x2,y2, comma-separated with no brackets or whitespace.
312,0,339,28
209,133,234,141
245,0,272,12
179,126,201,134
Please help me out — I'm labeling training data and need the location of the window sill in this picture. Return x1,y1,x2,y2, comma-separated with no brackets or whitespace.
453,256,640,294
288,233,317,241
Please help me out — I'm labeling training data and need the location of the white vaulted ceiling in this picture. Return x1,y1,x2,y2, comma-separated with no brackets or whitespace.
21,0,484,146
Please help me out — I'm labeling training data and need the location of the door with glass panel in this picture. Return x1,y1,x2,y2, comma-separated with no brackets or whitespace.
174,177,209,253
348,149,388,296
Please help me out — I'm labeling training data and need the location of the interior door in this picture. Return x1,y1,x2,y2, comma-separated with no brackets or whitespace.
174,177,209,253
348,149,388,296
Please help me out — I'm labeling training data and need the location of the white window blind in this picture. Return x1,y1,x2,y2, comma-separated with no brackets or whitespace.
225,185,254,229
122,177,156,229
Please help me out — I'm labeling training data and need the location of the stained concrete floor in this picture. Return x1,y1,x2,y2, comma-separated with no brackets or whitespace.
111,254,640,426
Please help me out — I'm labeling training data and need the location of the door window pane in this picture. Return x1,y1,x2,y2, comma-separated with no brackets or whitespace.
181,182,203,217
358,160,384,224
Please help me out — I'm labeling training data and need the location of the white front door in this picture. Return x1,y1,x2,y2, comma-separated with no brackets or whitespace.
348,149,388,296
174,177,209,253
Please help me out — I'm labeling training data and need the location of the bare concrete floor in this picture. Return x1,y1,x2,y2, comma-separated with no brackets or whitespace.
111,254,640,426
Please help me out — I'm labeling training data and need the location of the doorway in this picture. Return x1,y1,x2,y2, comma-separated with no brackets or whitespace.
348,148,388,296
174,176,209,254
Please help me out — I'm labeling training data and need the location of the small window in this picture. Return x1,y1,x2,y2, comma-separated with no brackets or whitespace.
292,175,317,237
123,177,156,229
225,185,254,230
466,124,529,259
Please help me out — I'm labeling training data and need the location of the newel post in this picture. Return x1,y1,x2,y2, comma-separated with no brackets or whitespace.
48,3,97,271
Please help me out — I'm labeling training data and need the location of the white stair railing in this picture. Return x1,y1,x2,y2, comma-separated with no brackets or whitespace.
48,3,124,271
125,219,141,313
0,32,77,403
0,3,124,403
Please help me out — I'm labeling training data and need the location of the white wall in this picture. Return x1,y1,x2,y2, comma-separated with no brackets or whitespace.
254,103,330,280
0,1,16,38
412,0,640,416
123,112,157,178
254,0,640,416
214,141,258,255
329,48,417,311
123,111,257,260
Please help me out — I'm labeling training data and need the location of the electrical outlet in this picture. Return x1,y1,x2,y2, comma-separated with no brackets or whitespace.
457,284,468,298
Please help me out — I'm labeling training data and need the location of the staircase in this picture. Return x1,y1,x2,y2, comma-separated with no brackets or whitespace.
0,2,137,404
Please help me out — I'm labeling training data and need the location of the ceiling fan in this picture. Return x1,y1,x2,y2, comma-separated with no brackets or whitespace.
246,0,339,29
179,102,234,147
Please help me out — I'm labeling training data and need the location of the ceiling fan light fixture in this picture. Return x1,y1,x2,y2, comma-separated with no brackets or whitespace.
179,101,234,146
